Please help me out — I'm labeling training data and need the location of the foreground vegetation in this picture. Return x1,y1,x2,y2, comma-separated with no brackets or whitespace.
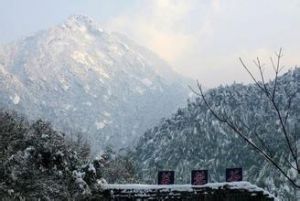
0,110,111,200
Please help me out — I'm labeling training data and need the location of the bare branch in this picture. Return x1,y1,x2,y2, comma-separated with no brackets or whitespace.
190,48,300,188
284,92,299,167
269,93,298,169
238,117,298,171
270,57,276,72
240,48,299,169
284,92,296,123
241,117,298,171
271,48,283,101
239,58,264,91
195,85,300,187
254,57,270,96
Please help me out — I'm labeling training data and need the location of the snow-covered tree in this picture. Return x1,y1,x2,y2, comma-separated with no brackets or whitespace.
194,49,300,199
0,110,106,200
102,147,137,184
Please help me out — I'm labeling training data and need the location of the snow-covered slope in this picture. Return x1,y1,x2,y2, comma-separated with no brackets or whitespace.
131,68,300,200
0,15,190,152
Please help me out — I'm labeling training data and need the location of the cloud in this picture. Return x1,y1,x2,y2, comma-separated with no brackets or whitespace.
106,0,212,66
2,0,299,87
105,0,300,87
211,0,221,12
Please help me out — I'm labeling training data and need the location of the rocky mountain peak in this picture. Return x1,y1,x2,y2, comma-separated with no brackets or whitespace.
62,14,104,33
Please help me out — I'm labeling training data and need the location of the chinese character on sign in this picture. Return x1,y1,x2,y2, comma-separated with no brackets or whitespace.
226,168,243,182
158,171,175,185
191,170,208,185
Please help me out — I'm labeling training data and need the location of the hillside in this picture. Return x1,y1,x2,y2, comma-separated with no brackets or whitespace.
0,15,190,152
131,68,300,200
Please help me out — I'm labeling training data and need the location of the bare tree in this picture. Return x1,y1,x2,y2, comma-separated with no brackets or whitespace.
190,49,300,198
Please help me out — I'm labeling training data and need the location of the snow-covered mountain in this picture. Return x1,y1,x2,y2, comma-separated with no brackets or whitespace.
130,68,300,200
0,15,190,152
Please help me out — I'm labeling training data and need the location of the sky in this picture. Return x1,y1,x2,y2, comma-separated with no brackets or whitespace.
0,0,300,87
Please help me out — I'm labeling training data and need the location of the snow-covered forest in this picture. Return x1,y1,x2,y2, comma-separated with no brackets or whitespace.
1,1,300,200
0,110,138,200
131,68,300,200
1,68,300,200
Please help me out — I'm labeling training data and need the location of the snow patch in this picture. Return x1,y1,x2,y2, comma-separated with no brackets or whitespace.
109,44,124,56
141,78,152,87
41,134,49,139
94,66,110,79
59,78,70,91
71,51,95,65
10,94,20,104
95,121,106,129
135,86,145,95
102,182,278,200
84,102,92,106
88,163,96,174
64,104,72,110
103,111,111,117
84,85,90,93
97,178,108,185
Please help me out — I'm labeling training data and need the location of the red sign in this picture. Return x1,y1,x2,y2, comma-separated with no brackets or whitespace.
191,170,208,185
158,171,175,185
226,168,243,182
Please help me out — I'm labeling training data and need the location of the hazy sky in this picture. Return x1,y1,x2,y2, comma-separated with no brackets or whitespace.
1,0,300,87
